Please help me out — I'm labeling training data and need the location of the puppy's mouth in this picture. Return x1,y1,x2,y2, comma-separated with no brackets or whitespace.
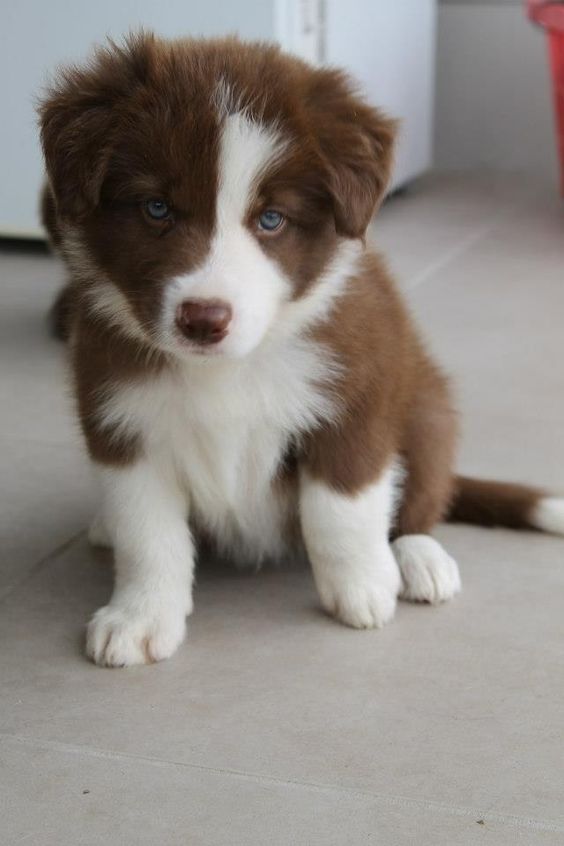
172,330,226,357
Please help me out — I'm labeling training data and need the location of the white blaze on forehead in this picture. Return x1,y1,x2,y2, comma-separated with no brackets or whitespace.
216,112,288,226
161,112,293,358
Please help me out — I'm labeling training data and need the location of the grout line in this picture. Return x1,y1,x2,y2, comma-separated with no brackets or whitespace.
405,212,511,293
2,732,563,834
0,530,85,606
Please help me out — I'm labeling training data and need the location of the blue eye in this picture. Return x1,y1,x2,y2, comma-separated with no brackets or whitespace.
258,209,285,232
145,199,170,220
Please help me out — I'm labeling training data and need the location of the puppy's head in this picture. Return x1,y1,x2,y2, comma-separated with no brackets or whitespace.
39,33,396,358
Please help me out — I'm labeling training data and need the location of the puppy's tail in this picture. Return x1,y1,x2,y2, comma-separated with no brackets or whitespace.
446,475,564,535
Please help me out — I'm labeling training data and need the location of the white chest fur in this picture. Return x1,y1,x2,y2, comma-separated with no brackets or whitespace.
99,335,339,564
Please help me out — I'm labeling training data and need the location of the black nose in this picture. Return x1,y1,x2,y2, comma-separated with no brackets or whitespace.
175,299,232,345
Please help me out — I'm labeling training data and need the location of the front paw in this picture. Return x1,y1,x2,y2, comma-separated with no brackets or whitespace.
393,535,461,604
86,601,188,667
324,582,397,629
316,561,400,630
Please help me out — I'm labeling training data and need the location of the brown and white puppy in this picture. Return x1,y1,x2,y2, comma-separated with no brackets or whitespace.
39,33,564,667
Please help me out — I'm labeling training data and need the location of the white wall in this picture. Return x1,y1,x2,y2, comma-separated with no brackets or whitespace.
325,0,436,189
435,1,558,180
2,0,277,238
2,0,436,236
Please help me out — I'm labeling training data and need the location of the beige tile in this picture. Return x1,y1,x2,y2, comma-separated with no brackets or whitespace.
370,171,536,290
407,188,564,435
456,415,564,491
0,438,94,599
4,735,560,846
0,244,62,303
0,248,76,445
0,527,563,829
0,366,77,446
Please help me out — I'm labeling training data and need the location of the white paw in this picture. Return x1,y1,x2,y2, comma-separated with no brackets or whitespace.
322,581,398,629
86,601,188,667
393,535,461,604
315,554,400,630
88,513,112,548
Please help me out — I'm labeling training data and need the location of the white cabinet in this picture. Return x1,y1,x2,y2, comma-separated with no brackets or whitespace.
325,0,437,190
1,0,436,237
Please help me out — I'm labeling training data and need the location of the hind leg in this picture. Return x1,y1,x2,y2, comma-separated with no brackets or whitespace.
393,369,461,603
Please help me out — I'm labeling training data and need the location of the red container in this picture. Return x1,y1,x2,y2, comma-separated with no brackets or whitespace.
528,1,564,193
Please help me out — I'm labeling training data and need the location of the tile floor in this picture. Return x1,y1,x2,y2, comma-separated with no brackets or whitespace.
1,173,563,845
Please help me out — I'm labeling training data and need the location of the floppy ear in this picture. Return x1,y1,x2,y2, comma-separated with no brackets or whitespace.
39,91,114,219
307,69,398,238
38,32,157,220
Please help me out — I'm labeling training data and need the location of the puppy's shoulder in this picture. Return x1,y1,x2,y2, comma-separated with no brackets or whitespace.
313,247,415,368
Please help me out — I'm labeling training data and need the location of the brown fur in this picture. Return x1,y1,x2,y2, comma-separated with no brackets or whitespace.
38,34,396,469
48,282,75,342
306,252,413,492
39,33,547,536
41,183,75,341
303,250,460,535
71,313,163,466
